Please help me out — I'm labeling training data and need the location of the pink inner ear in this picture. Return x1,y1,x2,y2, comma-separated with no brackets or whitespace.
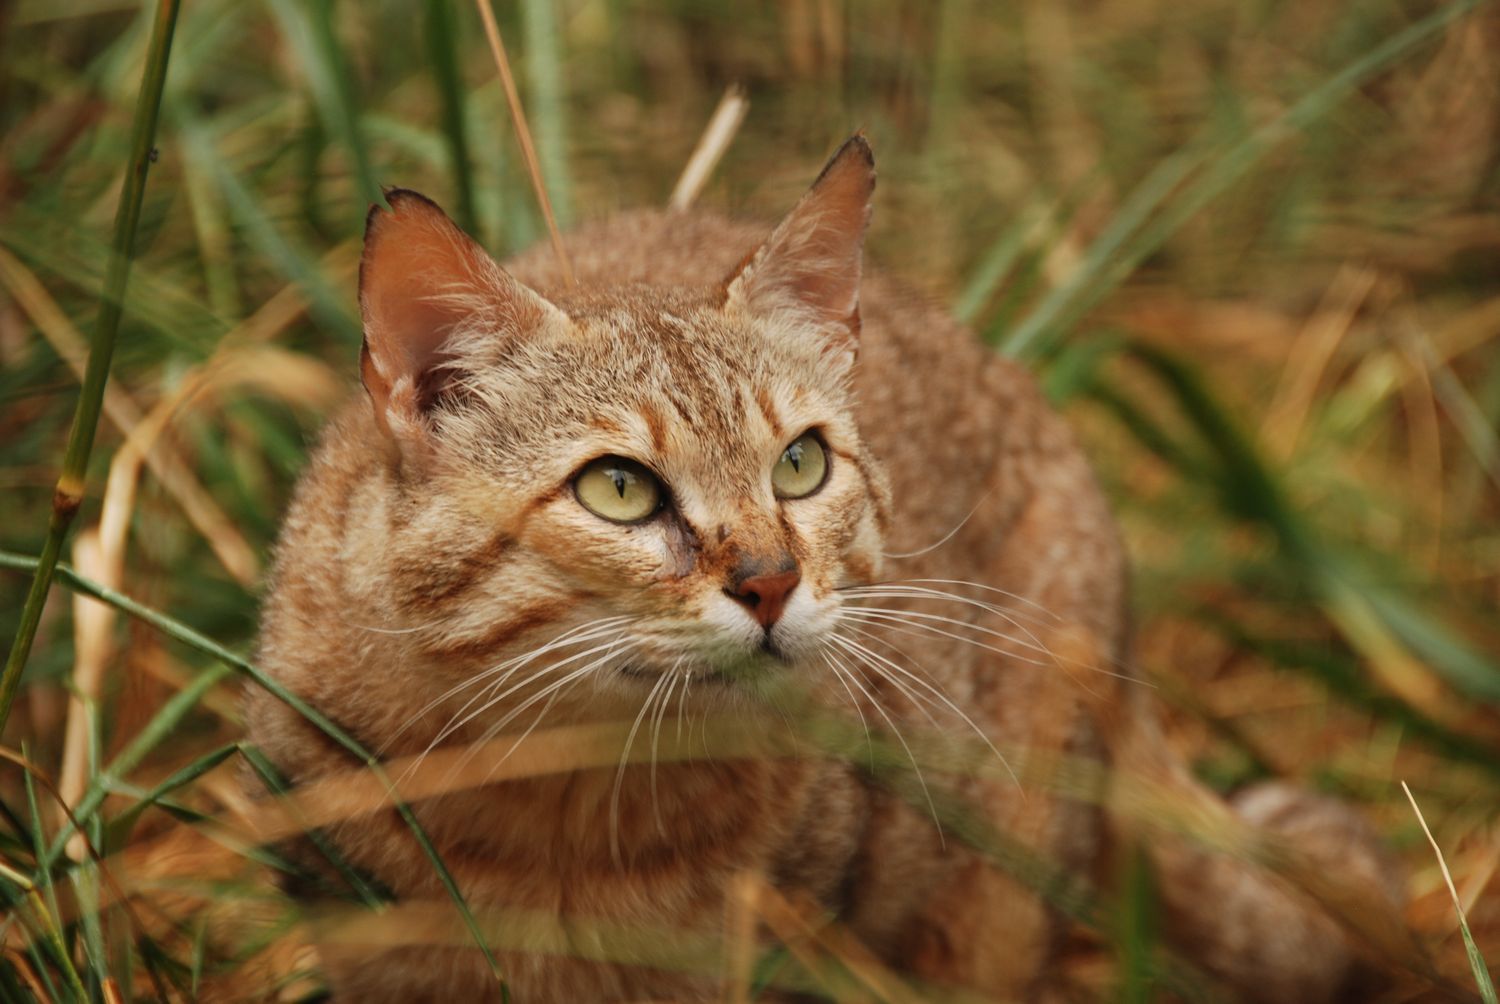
726,135,876,335
358,191,559,435
359,192,492,423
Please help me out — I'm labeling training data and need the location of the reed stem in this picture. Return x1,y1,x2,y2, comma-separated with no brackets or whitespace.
0,0,181,733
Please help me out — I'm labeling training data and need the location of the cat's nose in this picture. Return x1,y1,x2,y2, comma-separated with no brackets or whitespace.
725,568,801,630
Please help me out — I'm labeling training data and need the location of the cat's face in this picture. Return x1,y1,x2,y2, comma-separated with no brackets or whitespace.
358,139,884,719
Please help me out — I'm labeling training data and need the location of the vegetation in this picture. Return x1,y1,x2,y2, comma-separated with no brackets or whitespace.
1,0,1497,998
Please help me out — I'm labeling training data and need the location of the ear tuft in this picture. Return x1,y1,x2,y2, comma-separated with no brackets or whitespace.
723,135,876,351
358,189,562,444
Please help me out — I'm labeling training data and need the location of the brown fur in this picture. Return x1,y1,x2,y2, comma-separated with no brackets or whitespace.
247,138,1401,1001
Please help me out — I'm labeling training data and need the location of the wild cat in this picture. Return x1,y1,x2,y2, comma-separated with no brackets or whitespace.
246,137,1401,1001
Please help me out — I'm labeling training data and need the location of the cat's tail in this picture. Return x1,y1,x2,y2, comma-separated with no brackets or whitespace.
1092,683,1420,1003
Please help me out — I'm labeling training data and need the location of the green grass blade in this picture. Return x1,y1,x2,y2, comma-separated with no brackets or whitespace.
102,743,238,851
239,743,391,907
1403,783,1498,1004
953,202,1049,325
263,0,382,208
178,113,360,342
999,143,1207,358
44,662,235,869
426,0,479,234
1121,343,1500,703
520,0,571,226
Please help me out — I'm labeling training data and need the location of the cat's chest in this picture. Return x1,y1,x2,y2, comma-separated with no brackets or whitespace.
400,759,862,914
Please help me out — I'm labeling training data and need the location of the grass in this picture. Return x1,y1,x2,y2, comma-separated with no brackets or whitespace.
2,0,1499,999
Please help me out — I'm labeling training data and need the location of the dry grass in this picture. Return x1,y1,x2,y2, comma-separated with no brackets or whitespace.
1,0,1498,999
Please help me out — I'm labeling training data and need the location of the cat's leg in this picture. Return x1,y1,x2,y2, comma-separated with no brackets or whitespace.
887,653,1102,1001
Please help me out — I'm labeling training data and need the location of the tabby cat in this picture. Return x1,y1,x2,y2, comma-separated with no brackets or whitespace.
247,137,1401,1002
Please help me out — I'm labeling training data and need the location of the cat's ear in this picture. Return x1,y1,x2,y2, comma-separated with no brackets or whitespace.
723,135,875,358
359,188,565,443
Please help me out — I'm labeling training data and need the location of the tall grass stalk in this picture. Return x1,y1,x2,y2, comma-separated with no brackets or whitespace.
0,0,181,734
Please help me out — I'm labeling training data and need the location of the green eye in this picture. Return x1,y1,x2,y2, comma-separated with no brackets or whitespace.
574,456,663,523
772,432,829,499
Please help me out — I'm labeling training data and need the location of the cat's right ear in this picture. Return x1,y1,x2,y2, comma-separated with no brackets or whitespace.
359,189,566,446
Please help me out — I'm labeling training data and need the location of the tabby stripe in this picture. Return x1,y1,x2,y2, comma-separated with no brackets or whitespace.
752,384,783,439
639,403,667,454
396,528,515,610
419,598,573,662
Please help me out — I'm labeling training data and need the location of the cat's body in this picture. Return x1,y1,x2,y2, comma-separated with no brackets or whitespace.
248,139,1398,1002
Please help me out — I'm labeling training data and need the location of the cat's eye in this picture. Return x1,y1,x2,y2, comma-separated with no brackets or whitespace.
772,432,829,499
574,456,663,523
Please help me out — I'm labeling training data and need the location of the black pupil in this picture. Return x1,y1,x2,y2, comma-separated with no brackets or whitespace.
786,442,804,473
610,468,630,498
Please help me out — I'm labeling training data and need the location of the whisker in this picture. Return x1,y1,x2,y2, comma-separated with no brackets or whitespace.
464,640,641,781
830,635,946,730
841,578,1060,621
403,633,631,783
838,583,1056,644
429,634,632,750
831,632,1018,788
823,644,945,847
836,608,1053,666
385,616,631,750
820,648,875,769
880,491,993,560
611,669,672,863
839,603,1052,657
674,668,692,745
649,661,683,835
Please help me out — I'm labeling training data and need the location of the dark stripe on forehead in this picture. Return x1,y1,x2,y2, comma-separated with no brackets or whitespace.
640,403,667,454
753,384,783,439
665,391,697,428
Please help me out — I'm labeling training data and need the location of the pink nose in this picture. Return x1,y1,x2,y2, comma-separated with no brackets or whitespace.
727,569,801,630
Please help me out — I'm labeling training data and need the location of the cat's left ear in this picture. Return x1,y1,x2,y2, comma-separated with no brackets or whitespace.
723,135,875,362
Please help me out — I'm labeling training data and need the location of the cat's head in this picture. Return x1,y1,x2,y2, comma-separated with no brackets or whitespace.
355,137,888,711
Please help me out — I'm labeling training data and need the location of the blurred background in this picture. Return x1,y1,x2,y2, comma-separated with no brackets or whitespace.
1,0,1498,999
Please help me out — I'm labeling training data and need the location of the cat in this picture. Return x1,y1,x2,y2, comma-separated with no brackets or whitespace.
246,136,1404,1002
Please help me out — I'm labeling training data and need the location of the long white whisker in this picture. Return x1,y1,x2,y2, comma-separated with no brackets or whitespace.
844,578,1061,621
611,670,672,864
820,648,874,769
881,491,992,559
839,605,1053,659
832,632,1018,787
385,616,631,751
429,634,632,750
836,609,1052,668
477,659,619,782
838,584,1056,645
402,633,631,782
830,635,946,729
674,668,692,745
649,663,682,834
825,645,945,846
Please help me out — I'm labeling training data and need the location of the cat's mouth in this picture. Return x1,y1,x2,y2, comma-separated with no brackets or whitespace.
617,647,792,686
619,664,734,686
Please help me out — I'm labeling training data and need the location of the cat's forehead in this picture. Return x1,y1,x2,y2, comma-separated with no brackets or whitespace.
447,289,844,489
